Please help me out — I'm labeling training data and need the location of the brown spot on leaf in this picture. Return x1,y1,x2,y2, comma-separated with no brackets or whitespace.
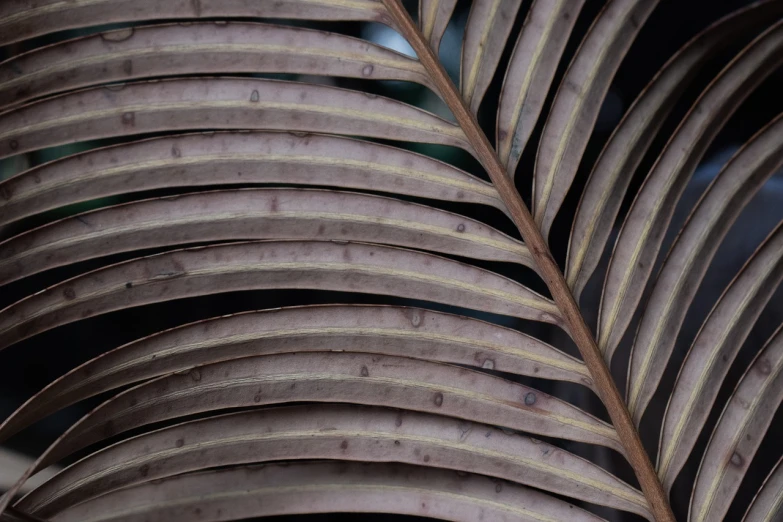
122,59,132,75
757,359,773,375
121,112,135,126
171,146,181,158
423,454,430,462
139,464,150,477
250,90,260,102
190,368,202,382
362,64,374,77
433,392,443,407
340,440,349,450
62,287,76,300
457,224,465,232
395,412,403,427
9,140,18,151
495,483,502,493
730,452,743,466
103,420,115,437
175,438,184,448
524,392,536,406
360,365,369,377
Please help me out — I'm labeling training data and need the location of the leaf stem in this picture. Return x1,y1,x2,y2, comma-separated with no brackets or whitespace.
380,1,675,520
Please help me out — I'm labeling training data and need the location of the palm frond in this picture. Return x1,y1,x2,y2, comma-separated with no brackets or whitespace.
1,1,782,521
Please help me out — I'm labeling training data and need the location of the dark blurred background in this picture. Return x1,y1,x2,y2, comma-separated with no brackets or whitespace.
1,0,781,520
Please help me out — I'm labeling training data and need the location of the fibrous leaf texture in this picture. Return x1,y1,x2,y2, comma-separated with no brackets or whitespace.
0,1,781,522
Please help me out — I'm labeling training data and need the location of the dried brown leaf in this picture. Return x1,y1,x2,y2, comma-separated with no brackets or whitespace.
33,352,619,471
658,222,783,490
598,20,783,357
0,78,470,160
0,305,589,444
743,457,783,522
0,22,433,109
0,188,532,285
17,405,650,519
461,0,523,114
56,462,606,522
419,0,458,54
0,132,503,227
690,326,783,521
565,0,783,299
533,0,658,238
497,0,586,174
627,114,783,420
0,0,390,47
0,241,561,351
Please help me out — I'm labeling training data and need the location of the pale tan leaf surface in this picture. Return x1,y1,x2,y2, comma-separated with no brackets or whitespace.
565,0,783,299
461,0,523,115
0,350,614,513
744,457,783,522
0,22,434,109
33,352,620,472
0,188,532,285
626,114,783,421
598,20,783,357
0,0,391,47
17,405,651,519
0,241,561,351
54,462,606,522
0,78,471,160
419,0,458,54
690,325,783,522
658,222,783,491
0,305,590,444
496,0,586,175
0,132,504,227
533,0,658,238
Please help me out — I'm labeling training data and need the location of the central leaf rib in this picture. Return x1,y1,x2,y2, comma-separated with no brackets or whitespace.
379,1,675,520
